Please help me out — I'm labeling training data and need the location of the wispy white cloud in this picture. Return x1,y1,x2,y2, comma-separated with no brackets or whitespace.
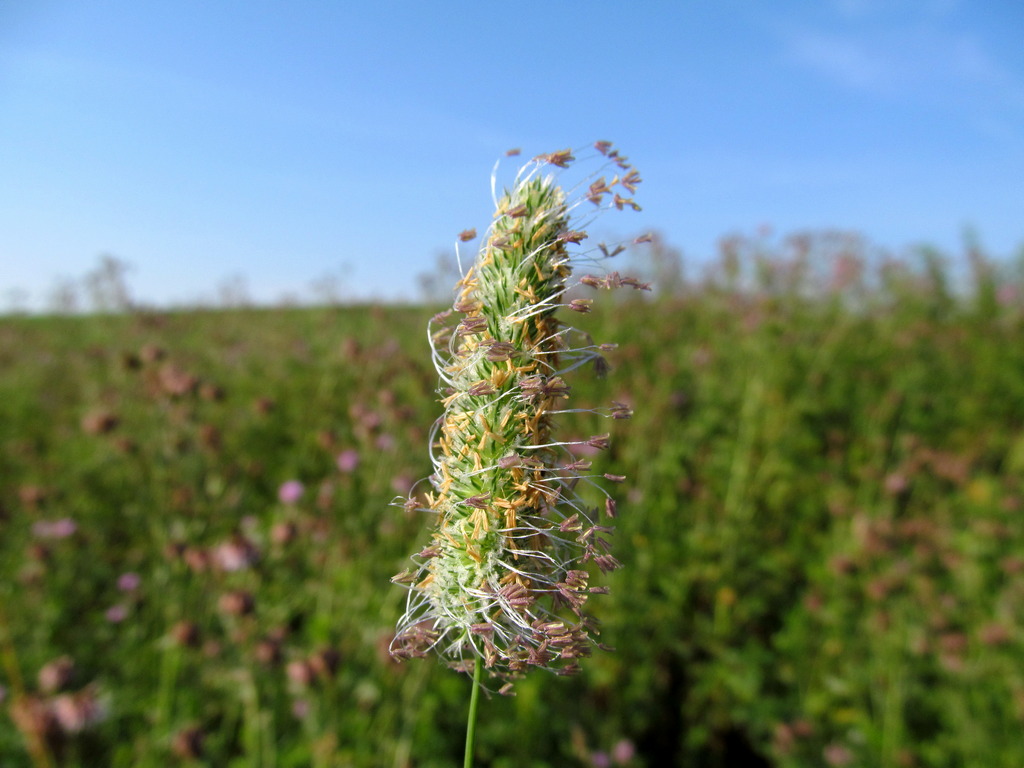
945,36,1024,107
783,23,1024,110
786,30,903,93
828,0,960,21
774,5,1024,153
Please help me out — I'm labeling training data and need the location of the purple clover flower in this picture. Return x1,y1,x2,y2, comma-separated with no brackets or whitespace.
117,572,141,592
32,518,77,539
612,739,636,764
336,449,359,473
277,480,304,505
105,604,128,623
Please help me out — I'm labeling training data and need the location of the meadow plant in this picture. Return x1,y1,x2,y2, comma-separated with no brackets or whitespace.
389,142,647,698
4,233,1024,766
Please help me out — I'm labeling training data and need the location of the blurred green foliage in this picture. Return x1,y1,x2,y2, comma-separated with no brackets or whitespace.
1,236,1023,767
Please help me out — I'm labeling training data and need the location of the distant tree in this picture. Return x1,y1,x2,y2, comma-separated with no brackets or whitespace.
46,277,81,314
639,231,684,297
417,249,462,304
217,274,252,308
2,287,29,315
308,263,351,306
85,254,134,312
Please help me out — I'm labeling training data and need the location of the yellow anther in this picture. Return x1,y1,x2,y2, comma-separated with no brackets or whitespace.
415,574,435,590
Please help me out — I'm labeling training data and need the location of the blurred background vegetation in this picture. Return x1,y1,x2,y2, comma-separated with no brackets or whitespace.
2,231,1023,767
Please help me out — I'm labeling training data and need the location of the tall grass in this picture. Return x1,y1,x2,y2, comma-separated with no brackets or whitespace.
1,235,1022,767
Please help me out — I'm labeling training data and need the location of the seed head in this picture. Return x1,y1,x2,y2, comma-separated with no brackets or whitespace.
391,143,644,681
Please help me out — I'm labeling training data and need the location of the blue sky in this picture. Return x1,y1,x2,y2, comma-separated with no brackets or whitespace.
1,0,1022,309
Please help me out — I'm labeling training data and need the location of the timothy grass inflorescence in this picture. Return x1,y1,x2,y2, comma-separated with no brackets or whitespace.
391,143,647,680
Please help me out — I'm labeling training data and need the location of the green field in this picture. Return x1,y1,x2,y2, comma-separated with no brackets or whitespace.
2,246,1023,767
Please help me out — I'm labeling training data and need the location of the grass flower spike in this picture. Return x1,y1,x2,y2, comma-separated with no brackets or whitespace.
391,143,646,680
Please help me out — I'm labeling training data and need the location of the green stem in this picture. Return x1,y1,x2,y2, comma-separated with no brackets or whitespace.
463,656,483,768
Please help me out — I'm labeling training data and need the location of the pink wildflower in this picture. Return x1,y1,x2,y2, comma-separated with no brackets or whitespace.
612,739,635,764
105,604,128,623
32,518,77,539
212,536,260,572
117,572,141,591
277,480,304,505
336,449,359,473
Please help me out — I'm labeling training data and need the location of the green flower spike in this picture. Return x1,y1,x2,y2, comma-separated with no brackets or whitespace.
391,142,647,682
